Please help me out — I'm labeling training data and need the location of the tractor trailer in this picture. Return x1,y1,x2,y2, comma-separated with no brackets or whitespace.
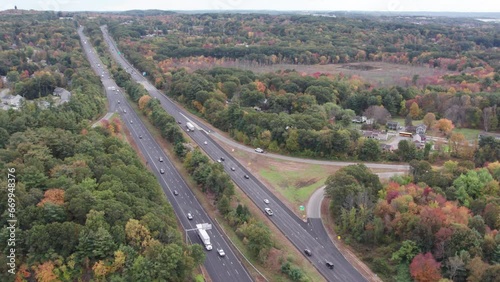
196,224,212,250
186,122,195,131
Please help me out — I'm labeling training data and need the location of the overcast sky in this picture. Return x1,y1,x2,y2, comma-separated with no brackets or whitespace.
3,0,500,13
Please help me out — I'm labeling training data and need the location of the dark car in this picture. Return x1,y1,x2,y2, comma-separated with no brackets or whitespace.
244,175,250,179
173,190,179,196
326,261,334,269
139,135,143,139
304,249,312,256
220,157,225,161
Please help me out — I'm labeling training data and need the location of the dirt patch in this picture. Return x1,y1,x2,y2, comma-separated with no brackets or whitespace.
341,64,379,71
295,178,318,188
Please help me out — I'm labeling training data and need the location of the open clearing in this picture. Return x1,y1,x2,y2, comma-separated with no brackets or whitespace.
186,61,455,87
222,141,395,213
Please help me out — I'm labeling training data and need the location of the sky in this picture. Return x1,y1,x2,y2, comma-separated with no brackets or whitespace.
2,0,500,13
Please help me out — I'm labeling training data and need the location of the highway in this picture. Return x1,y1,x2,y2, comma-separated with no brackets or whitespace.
99,25,371,281
78,26,253,282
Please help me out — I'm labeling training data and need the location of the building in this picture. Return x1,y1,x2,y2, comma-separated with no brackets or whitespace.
478,132,500,141
352,116,367,123
53,87,71,105
416,124,427,135
1,94,24,110
386,121,399,130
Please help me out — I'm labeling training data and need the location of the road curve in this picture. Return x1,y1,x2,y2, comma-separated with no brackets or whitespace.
211,132,410,171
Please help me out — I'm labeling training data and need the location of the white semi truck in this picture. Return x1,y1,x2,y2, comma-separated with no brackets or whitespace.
186,122,195,132
196,224,212,250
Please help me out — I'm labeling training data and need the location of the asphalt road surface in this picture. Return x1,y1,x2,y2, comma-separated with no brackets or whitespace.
100,24,380,281
78,26,253,282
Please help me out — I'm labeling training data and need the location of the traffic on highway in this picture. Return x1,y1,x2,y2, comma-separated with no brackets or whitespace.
78,26,253,282
100,25,367,281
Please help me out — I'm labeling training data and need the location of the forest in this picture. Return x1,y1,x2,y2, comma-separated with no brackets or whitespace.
325,161,500,281
104,13,500,167
0,12,203,281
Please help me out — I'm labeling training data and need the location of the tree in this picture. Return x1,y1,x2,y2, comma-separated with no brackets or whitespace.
363,105,391,125
398,140,417,162
423,113,436,128
217,195,231,216
358,138,381,161
409,102,421,119
391,240,420,264
434,118,454,136
466,256,489,282
409,253,442,282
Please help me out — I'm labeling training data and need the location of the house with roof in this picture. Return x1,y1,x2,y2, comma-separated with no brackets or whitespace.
478,131,500,141
386,121,399,130
53,87,71,105
416,124,427,135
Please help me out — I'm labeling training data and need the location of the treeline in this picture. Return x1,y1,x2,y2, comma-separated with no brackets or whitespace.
107,13,500,70
325,163,500,281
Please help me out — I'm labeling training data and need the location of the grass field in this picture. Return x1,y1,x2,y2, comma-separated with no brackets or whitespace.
260,163,328,205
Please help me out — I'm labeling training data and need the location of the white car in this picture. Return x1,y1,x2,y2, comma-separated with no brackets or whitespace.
264,208,273,216
255,148,264,153
264,199,270,204
204,141,208,145
187,213,193,220
217,249,226,257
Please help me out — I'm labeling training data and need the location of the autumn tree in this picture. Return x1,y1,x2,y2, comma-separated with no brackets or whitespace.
138,95,151,111
423,113,436,129
409,102,421,119
363,105,391,125
434,118,455,136
409,253,442,282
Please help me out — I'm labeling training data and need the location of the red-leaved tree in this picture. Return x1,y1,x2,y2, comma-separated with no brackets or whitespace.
410,252,442,282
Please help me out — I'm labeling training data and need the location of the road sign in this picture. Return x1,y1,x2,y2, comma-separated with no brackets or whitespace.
299,205,305,211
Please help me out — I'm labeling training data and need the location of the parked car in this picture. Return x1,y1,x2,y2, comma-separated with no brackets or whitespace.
264,208,274,216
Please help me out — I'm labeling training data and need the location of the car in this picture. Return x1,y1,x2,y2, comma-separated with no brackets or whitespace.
118,100,120,104
123,109,127,113
160,169,165,174
177,120,182,124
97,63,100,67
173,190,179,196
304,249,312,256
204,141,208,145
264,208,273,216
244,175,250,179
217,249,226,257
264,199,270,204
231,167,236,171
220,157,225,161
139,135,143,139
130,120,133,124
159,157,163,162
255,148,264,153
187,213,193,220
217,159,222,163
326,261,334,269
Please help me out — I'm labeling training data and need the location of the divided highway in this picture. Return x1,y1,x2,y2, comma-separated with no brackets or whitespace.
100,25,368,281
78,26,253,282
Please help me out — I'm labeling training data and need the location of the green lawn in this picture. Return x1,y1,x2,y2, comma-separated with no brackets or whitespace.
452,127,481,141
259,164,328,207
